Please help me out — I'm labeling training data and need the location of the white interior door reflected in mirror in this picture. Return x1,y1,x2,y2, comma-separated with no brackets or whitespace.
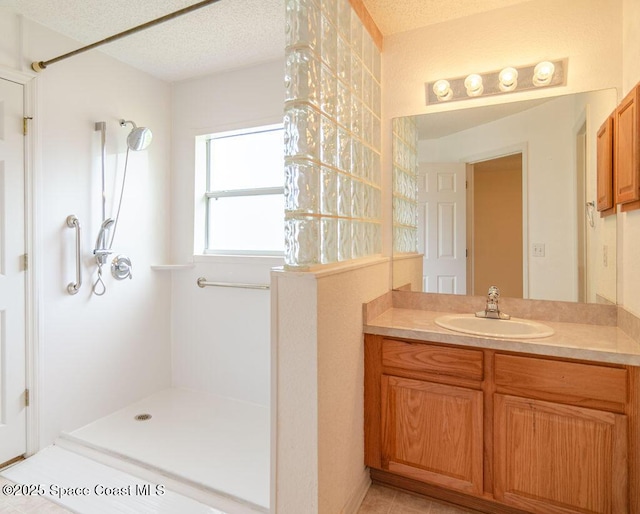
418,162,466,294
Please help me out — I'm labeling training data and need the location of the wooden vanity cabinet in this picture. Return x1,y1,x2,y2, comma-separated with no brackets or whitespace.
365,336,485,495
615,83,640,211
494,395,627,514
382,337,486,494
364,335,639,514
493,354,629,514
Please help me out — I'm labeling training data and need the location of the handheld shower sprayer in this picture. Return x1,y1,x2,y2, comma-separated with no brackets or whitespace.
94,218,115,265
92,217,115,296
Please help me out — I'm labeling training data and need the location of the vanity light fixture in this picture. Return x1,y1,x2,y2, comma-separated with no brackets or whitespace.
433,79,453,101
464,74,484,97
425,58,566,105
533,61,555,86
498,67,518,92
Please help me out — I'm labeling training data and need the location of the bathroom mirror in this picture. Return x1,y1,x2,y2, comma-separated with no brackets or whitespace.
392,88,618,304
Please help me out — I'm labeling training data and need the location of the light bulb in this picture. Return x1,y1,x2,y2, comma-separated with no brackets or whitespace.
498,67,518,92
464,74,483,97
533,61,555,86
432,79,453,101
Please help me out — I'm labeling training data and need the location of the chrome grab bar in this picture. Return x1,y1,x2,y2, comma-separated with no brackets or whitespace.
196,277,270,290
66,215,82,295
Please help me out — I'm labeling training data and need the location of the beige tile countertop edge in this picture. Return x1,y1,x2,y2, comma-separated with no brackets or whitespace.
364,308,640,366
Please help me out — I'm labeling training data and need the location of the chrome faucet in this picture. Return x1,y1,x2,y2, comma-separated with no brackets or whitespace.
475,286,511,320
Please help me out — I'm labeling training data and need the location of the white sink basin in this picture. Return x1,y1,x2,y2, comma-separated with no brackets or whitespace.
434,314,554,339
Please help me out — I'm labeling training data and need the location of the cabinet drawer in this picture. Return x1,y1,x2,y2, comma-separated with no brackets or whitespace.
495,354,627,411
382,339,483,381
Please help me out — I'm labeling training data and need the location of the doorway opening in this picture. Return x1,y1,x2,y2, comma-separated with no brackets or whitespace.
466,153,524,298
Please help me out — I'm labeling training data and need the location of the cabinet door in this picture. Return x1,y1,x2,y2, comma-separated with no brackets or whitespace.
615,85,639,205
494,394,627,514
597,114,614,212
381,375,483,494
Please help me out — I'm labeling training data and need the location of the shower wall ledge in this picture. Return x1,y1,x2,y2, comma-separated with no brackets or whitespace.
150,264,196,270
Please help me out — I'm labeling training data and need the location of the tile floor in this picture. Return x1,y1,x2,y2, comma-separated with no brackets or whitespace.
2,471,483,514
358,483,482,514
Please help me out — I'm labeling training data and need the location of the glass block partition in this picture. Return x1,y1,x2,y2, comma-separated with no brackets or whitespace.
284,0,382,268
392,116,418,253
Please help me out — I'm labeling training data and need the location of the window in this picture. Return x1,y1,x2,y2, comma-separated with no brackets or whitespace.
204,125,284,255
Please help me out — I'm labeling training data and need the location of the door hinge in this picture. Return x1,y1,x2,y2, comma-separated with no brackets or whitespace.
25,389,30,407
23,116,33,136
22,253,28,271
466,249,468,258
465,180,468,189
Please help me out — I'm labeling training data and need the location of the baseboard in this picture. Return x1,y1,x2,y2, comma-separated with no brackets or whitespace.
341,468,371,514
370,468,529,514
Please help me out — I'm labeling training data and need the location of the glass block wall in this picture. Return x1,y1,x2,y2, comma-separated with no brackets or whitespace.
392,116,418,253
284,0,382,268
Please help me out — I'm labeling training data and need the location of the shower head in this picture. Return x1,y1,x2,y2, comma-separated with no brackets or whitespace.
119,119,153,151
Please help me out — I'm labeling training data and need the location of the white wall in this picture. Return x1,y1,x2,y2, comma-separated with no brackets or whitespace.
273,259,389,514
620,0,640,315
316,261,389,514
170,61,284,405
0,13,173,447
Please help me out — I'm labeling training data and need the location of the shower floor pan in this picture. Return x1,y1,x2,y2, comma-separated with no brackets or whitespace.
58,387,269,514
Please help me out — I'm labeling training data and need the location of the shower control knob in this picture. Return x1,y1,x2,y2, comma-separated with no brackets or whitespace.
111,255,133,281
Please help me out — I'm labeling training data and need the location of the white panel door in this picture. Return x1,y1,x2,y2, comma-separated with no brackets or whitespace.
418,162,466,294
0,78,26,464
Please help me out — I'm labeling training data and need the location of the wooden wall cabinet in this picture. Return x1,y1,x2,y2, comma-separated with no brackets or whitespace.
615,84,640,211
365,335,639,514
596,113,614,213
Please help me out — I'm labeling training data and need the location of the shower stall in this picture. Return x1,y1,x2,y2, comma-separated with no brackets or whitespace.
0,6,280,513
59,118,272,513
2,105,274,514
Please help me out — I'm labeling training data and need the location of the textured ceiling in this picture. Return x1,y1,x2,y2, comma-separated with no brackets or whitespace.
0,0,285,82
1,0,535,82
362,0,534,35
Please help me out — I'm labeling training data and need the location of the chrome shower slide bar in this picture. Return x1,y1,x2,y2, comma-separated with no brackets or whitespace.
66,215,82,295
196,277,270,290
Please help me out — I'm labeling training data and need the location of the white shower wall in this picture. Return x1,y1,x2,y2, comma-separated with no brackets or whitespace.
170,259,275,407
0,14,173,448
170,60,285,406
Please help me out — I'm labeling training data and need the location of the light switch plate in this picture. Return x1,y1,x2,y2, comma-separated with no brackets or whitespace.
532,243,545,257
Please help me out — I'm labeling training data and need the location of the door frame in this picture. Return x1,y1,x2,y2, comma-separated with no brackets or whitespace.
462,143,529,299
573,108,588,303
0,64,40,457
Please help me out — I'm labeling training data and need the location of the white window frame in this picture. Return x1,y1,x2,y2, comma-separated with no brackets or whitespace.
203,124,284,256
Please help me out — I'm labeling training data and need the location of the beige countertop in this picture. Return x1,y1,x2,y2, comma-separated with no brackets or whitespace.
365,307,640,366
